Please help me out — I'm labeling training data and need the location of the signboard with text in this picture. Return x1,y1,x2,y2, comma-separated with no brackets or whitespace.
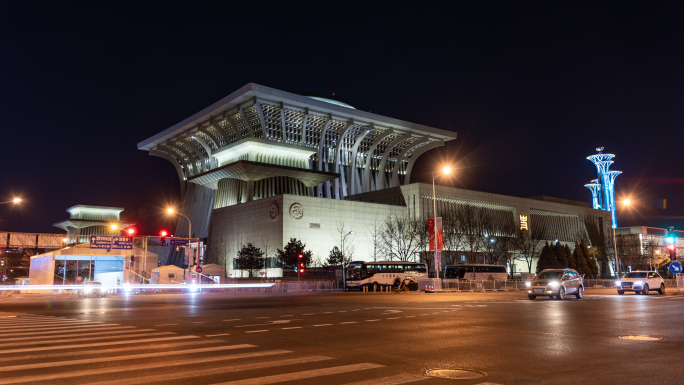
170,239,188,246
89,235,132,250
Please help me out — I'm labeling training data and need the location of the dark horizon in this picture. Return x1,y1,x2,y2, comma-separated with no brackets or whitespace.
1,2,683,235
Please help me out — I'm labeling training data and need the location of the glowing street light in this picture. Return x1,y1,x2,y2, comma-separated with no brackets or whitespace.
622,198,631,206
1,198,22,205
110,224,118,230
433,165,453,278
166,208,197,283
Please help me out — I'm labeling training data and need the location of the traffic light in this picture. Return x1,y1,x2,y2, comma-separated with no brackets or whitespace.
667,244,677,261
126,228,135,242
666,227,677,261
299,262,305,274
160,230,168,245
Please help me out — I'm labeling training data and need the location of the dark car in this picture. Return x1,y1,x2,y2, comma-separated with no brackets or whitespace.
526,268,584,300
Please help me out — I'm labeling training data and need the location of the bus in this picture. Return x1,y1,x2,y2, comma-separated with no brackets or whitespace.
443,264,508,281
346,261,429,291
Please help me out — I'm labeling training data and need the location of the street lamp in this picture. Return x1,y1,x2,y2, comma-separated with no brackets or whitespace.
342,230,353,291
0,198,21,205
433,166,452,278
612,198,632,278
167,208,196,283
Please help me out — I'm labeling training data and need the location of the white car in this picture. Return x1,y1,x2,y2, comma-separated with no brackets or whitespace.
616,271,665,295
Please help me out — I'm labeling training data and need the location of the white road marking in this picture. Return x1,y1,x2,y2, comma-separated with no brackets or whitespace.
0,344,255,372
154,323,178,326
344,373,429,384
365,319,380,322
0,323,118,333
340,321,358,324
0,328,156,342
0,340,217,362
255,317,271,319
0,335,198,354
314,324,333,327
0,332,174,348
282,327,302,330
0,321,99,330
223,319,241,322
0,349,291,385
212,363,384,385
205,333,230,337
302,313,314,315
245,330,268,333
323,311,334,314
191,321,206,324
281,315,293,317
0,325,135,338
85,355,333,385
385,317,401,320
338,310,348,312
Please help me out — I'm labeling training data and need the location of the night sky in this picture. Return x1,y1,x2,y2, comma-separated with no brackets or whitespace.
1,2,683,235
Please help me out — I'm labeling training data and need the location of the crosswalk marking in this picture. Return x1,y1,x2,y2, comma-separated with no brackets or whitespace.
0,321,100,329
344,373,430,384
0,344,256,372
0,350,292,385
212,363,384,385
0,323,120,333
0,328,150,342
0,325,135,338
0,331,173,348
0,340,220,363
85,355,335,385
0,335,198,354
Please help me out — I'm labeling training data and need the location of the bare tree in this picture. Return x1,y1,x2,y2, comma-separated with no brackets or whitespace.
616,234,647,271
510,225,546,273
381,214,424,261
259,233,276,279
365,215,384,262
334,221,356,265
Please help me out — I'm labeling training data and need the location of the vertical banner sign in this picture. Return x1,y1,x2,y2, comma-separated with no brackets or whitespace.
428,218,444,276
428,218,435,251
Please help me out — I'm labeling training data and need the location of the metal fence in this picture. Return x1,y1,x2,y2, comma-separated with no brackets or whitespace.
583,279,677,289
271,281,340,292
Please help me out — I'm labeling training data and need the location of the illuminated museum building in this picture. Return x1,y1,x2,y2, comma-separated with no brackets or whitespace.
139,84,613,276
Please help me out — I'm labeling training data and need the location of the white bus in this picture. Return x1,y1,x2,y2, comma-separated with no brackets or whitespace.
443,264,508,281
346,261,428,291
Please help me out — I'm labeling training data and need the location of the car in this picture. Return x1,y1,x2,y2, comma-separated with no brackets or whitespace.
526,268,584,300
616,271,665,295
78,281,107,297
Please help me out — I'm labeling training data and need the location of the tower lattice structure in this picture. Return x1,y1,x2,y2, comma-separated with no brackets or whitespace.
585,148,621,228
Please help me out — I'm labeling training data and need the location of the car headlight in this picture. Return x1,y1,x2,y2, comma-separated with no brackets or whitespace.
525,281,531,287
548,281,559,288
615,281,622,286
124,284,131,293
190,285,198,293
84,287,92,293
634,280,643,286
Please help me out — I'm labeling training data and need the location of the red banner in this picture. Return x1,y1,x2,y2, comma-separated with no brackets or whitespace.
428,217,443,251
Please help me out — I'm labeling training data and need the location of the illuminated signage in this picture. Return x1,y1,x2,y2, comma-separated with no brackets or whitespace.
519,215,529,231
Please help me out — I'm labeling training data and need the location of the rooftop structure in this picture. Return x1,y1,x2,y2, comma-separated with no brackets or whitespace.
138,83,458,243
53,205,134,236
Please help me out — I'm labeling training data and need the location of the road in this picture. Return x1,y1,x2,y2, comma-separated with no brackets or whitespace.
1,289,683,385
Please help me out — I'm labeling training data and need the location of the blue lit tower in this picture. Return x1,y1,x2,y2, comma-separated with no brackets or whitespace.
585,147,622,228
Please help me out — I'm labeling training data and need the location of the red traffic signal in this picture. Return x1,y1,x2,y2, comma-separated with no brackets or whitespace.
667,244,676,251
298,254,303,259
160,230,168,245
126,228,135,242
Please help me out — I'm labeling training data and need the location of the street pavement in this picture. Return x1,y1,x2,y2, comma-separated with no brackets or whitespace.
1,289,683,384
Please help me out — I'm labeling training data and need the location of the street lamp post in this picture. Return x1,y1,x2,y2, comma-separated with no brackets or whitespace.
342,231,353,291
167,209,196,285
432,167,451,279
0,198,21,281
612,198,632,278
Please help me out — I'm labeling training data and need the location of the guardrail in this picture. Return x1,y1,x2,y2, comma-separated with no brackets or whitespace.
583,279,677,288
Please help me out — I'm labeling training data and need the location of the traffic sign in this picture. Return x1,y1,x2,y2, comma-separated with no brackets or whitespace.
90,235,132,250
195,266,202,273
669,262,682,274
170,239,188,246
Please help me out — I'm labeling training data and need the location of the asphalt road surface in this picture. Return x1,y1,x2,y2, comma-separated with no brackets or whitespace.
1,288,683,385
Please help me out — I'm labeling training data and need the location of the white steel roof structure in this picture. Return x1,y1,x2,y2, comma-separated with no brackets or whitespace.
138,83,458,202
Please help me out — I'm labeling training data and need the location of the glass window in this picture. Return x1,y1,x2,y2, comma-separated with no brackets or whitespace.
625,272,647,278
537,271,562,280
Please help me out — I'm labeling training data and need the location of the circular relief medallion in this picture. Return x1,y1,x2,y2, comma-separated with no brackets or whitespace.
269,202,279,220
289,203,304,220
